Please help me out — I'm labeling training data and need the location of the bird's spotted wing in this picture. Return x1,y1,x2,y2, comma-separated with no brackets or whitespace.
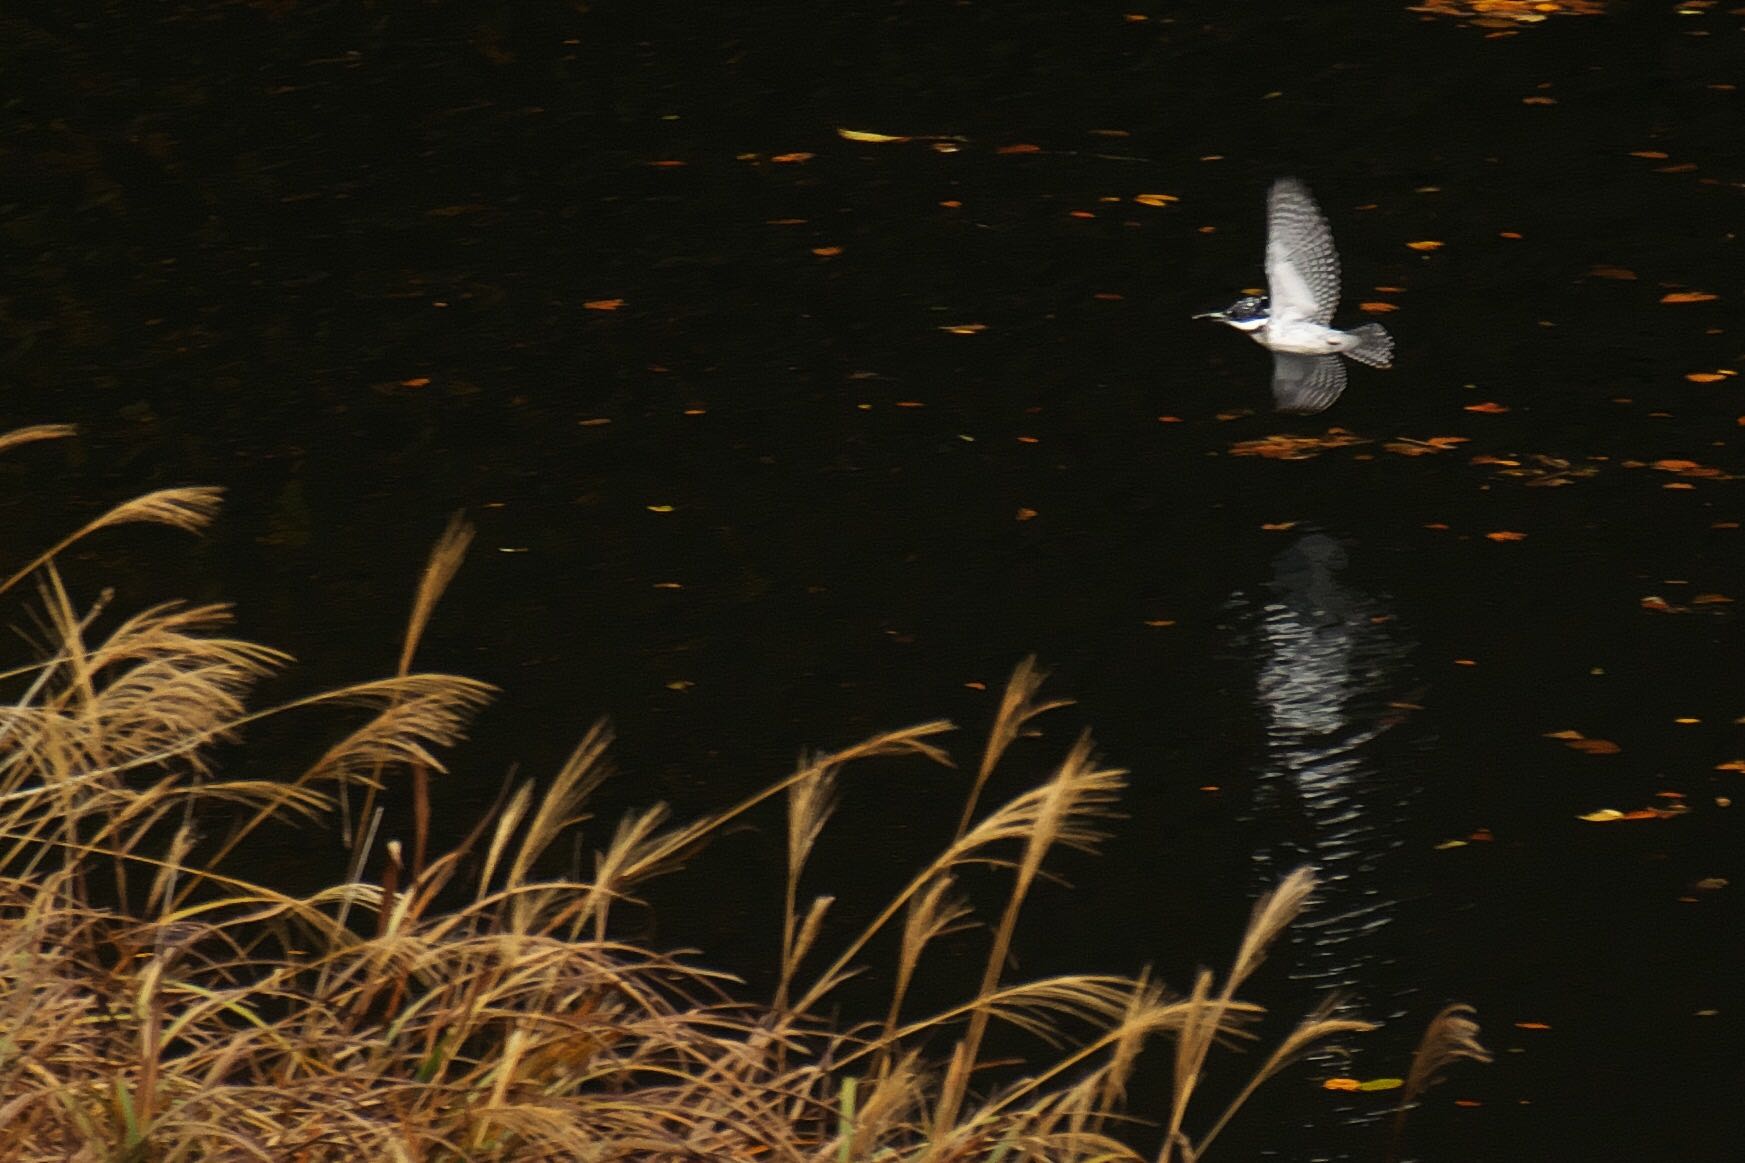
1265,178,1341,326
1272,352,1347,414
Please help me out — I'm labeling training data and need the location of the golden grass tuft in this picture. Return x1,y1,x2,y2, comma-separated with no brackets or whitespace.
0,425,1488,1160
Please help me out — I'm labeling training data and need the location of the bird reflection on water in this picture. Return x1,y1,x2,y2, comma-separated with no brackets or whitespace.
1225,532,1424,1084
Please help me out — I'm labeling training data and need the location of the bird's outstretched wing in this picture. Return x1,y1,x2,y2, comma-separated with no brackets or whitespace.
1272,352,1347,414
1266,177,1340,326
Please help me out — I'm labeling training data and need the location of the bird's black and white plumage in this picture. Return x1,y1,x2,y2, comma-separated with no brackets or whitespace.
1195,177,1394,414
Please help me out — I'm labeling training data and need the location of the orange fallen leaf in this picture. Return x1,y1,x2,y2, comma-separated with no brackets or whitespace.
894,400,925,408
1661,291,1718,304
1498,230,1523,239
1515,1021,1551,1030
1485,530,1528,541
997,142,1042,154
1068,209,1095,219
1629,150,1670,159
1543,730,1586,741
1693,593,1734,604
1715,760,1745,772
1359,301,1400,313
584,298,626,311
1522,95,1558,105
811,246,843,257
1322,1078,1361,1092
1134,193,1179,206
1406,240,1444,252
938,323,987,335
1260,521,1298,531
770,151,815,163
1016,507,1038,521
1144,618,1176,627
1464,401,1510,413
1567,738,1621,755
1686,372,1727,383
964,680,987,690
400,376,431,388
1157,415,1183,423
646,159,687,168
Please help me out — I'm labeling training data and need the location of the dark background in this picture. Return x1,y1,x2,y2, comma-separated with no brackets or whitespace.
3,1,1742,1158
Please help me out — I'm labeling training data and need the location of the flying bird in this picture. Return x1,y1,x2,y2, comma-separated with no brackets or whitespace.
1196,177,1394,414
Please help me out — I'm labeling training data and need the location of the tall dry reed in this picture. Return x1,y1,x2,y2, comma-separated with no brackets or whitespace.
0,424,1486,1160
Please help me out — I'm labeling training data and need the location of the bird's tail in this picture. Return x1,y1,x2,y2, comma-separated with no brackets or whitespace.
1344,322,1393,368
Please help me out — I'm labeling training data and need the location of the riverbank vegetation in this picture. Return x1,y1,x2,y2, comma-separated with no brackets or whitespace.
0,423,1487,1160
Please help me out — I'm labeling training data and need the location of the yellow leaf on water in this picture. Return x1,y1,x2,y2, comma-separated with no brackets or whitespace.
1134,193,1179,206
939,323,987,335
1579,809,1626,822
1661,291,1718,304
836,127,910,143
1543,729,1586,740
646,504,675,513
770,151,815,164
1358,1078,1404,1092
1406,240,1444,251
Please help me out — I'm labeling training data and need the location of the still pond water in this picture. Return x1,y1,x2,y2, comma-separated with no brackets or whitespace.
4,2,1743,1159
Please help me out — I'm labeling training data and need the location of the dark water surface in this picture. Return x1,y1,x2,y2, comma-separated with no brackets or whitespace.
5,1,1744,1158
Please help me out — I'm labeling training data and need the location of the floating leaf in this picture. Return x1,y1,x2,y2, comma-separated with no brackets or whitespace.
1358,1078,1405,1092
770,151,815,164
1229,430,1371,460
646,503,675,513
1016,507,1038,521
938,323,987,335
1566,738,1621,755
1661,291,1718,304
584,298,626,311
1322,1078,1361,1092
1464,401,1510,413
1578,808,1626,822
1134,193,1179,206
1686,372,1728,383
996,142,1043,154
1485,530,1528,541
1515,1021,1552,1030
1587,264,1638,280
1406,240,1445,251
836,127,910,143
1359,301,1400,313
811,246,843,257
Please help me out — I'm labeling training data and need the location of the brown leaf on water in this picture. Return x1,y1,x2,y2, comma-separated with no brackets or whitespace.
584,299,625,311
1359,301,1400,313
771,152,815,164
1693,593,1734,605
1384,435,1469,456
1566,738,1621,755
1629,150,1670,159
1484,530,1528,541
1586,265,1638,280
1229,430,1371,460
1542,730,1586,741
1661,291,1718,304
811,246,843,257
1464,401,1510,413
1406,240,1444,251
997,143,1043,154
1015,507,1038,521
